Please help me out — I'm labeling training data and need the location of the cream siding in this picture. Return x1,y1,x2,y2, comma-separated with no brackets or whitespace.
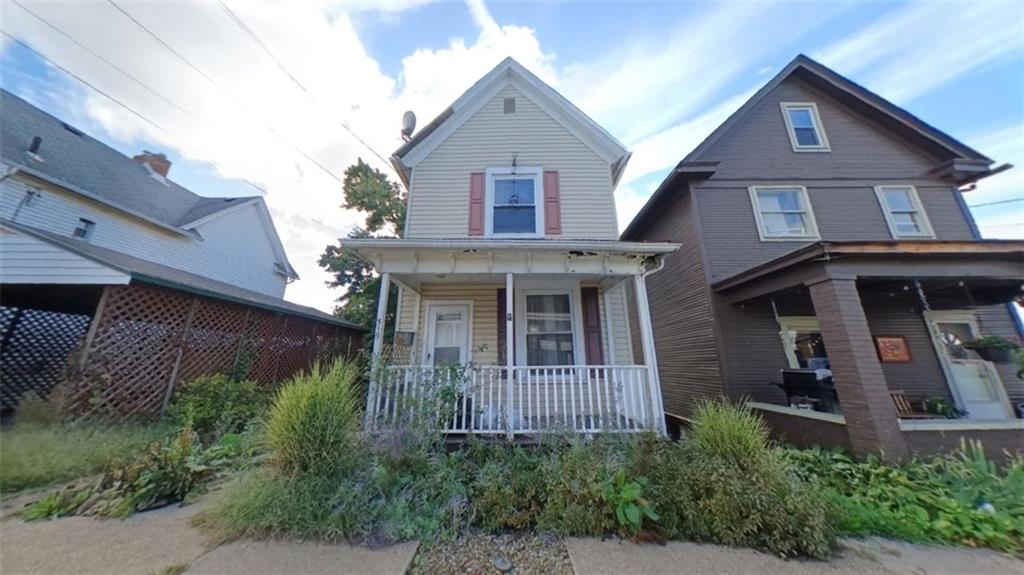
0,227,130,284
406,85,618,240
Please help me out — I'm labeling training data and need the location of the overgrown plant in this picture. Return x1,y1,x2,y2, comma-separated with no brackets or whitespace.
166,374,265,440
601,466,658,536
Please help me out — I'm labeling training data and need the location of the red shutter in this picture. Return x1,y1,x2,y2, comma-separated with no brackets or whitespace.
544,170,561,235
469,172,485,236
581,287,604,365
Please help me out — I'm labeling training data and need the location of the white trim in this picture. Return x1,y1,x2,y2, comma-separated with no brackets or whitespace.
899,419,1024,431
513,280,585,366
776,316,822,369
484,166,544,238
342,238,679,254
748,401,848,424
421,300,475,365
180,197,260,229
601,287,615,363
780,102,831,152
873,185,935,239
748,185,821,241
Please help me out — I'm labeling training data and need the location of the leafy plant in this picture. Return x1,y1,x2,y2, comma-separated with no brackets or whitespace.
166,374,266,440
923,396,967,419
963,336,1022,350
22,486,92,520
601,467,658,536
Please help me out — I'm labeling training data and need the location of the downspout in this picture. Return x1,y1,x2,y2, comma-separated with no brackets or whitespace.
635,254,668,435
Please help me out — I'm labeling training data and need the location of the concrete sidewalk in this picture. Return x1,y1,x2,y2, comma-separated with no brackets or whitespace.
0,495,418,575
566,536,1024,575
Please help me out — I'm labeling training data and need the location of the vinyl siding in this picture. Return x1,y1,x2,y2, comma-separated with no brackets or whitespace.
0,227,129,284
976,305,1024,407
0,173,287,296
406,85,617,240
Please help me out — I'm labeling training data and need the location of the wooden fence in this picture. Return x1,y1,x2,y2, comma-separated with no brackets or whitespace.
47,282,364,419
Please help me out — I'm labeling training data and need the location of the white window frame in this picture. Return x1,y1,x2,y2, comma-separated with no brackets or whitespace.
514,281,585,367
780,102,830,152
485,166,544,238
777,316,822,369
420,300,475,366
748,185,821,241
874,185,935,239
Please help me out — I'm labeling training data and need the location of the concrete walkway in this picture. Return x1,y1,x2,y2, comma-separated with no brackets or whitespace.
566,537,1024,575
0,495,418,575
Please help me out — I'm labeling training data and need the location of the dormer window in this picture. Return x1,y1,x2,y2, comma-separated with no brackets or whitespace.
485,167,544,237
780,102,830,152
72,218,95,240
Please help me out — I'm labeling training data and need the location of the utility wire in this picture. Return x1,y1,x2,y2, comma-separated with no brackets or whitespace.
968,198,1024,209
1,32,272,197
105,0,343,184
216,0,395,170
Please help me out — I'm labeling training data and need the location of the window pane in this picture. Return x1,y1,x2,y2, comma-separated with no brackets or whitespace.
526,294,573,333
793,331,828,368
891,212,921,235
793,127,821,147
527,334,575,366
883,189,914,211
787,108,815,128
493,206,535,233
762,213,807,236
757,189,803,211
433,346,461,366
494,178,535,205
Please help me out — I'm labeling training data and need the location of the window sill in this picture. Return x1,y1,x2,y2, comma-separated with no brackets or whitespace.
747,402,847,425
790,146,831,153
899,419,1024,431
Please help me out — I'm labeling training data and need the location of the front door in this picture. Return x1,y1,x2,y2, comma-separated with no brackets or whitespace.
925,311,1012,420
424,304,471,366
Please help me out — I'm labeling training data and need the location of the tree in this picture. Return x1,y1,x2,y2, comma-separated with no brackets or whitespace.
318,159,406,331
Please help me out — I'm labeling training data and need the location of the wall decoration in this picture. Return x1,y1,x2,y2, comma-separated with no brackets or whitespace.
875,336,912,363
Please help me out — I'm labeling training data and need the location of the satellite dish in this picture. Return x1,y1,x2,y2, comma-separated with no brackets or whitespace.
401,111,416,141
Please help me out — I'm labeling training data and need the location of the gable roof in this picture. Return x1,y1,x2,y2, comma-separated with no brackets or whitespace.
622,54,1009,240
391,57,631,187
0,89,297,277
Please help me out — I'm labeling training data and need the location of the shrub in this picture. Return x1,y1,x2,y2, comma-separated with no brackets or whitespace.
264,360,362,475
601,466,658,536
166,374,265,440
537,440,617,535
0,422,170,493
469,445,546,531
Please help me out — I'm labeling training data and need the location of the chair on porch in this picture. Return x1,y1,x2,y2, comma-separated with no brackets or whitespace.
889,390,933,419
774,369,839,413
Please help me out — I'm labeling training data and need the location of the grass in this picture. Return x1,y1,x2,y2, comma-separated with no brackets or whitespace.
0,422,170,494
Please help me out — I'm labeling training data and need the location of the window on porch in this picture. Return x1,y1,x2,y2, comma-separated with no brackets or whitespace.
525,293,575,365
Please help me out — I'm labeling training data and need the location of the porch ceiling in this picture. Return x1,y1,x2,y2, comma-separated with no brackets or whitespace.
714,240,1024,303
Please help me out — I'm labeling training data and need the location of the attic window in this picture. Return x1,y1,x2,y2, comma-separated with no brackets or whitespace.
72,218,95,240
503,97,516,114
780,102,830,152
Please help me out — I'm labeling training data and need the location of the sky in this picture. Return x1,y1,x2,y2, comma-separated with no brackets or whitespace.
1,0,1022,313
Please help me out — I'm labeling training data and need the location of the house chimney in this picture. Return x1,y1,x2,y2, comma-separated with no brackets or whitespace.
133,150,171,177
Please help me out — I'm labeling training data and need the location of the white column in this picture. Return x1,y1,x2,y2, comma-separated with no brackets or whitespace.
633,273,666,436
365,272,391,430
505,272,515,435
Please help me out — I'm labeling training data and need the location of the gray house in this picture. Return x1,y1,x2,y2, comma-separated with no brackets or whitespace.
623,55,1023,459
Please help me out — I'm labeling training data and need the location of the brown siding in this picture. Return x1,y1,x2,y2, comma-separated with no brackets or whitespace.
753,408,851,451
628,187,723,418
976,304,1024,407
713,294,791,405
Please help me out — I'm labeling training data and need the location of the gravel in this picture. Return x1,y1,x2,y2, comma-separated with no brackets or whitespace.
408,531,573,575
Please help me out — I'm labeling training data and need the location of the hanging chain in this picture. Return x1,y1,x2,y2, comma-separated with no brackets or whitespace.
913,280,931,313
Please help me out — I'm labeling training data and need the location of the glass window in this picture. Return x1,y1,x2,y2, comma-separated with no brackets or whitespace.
778,317,829,369
876,186,933,238
72,218,95,240
750,187,819,239
525,294,575,366
487,169,542,236
781,103,829,151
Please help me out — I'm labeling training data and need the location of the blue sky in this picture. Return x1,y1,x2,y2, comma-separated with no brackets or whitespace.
1,0,1022,311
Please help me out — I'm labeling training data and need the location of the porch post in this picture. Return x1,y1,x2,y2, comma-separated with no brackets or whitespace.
505,272,514,435
633,273,667,436
807,276,909,460
365,272,391,430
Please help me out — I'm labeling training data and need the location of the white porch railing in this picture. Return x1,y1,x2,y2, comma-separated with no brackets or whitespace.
366,365,660,434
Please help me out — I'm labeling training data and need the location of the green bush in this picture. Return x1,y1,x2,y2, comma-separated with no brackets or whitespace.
0,422,170,493
166,374,265,439
264,360,363,475
537,440,617,535
785,441,1024,553
469,444,546,531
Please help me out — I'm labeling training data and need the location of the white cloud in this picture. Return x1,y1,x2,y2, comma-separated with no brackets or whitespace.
815,1,1024,103
966,123,1024,240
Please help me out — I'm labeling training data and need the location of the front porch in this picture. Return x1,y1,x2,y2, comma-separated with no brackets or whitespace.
713,240,1024,458
344,238,678,437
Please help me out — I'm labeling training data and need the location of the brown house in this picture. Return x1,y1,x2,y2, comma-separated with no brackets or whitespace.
622,55,1024,459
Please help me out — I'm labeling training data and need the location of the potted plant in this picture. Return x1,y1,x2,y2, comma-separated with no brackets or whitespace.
923,396,966,419
963,336,1022,364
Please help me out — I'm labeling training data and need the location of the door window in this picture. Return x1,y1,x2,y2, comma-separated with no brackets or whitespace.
428,307,468,366
935,321,976,360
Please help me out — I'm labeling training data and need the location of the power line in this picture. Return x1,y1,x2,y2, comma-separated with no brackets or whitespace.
105,0,344,184
1,32,273,197
216,0,395,170
968,198,1024,209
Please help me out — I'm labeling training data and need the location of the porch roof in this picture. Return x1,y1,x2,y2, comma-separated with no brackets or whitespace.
342,238,679,256
712,240,1024,303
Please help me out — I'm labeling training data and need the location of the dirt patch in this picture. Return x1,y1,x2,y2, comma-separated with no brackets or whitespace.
409,531,572,575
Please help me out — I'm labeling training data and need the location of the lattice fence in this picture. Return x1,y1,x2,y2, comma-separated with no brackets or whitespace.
61,283,363,419
0,307,92,411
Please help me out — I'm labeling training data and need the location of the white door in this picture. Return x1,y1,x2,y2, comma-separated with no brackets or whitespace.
925,312,1012,420
424,304,471,366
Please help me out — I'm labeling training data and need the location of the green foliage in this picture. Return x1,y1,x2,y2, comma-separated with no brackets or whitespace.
784,441,1024,553
963,336,1022,350
22,487,92,520
13,392,62,426
537,440,617,535
922,395,967,419
0,422,169,493
263,360,362,475
601,467,658,536
469,444,546,531
166,374,266,440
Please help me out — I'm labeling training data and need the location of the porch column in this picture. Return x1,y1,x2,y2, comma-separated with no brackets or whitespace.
633,273,667,436
505,273,514,434
365,271,391,430
808,277,909,460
